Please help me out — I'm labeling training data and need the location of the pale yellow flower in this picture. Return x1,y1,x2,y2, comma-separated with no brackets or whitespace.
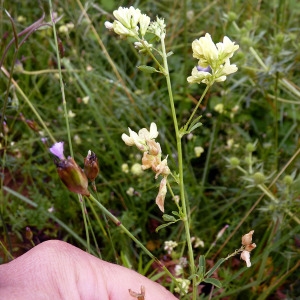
174,278,191,295
188,33,239,86
194,146,204,157
192,33,218,67
113,6,141,29
139,14,151,36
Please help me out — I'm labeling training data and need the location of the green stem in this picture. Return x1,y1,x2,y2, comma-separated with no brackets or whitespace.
79,195,90,253
201,119,217,189
160,34,197,299
87,194,178,282
48,0,73,157
184,85,210,132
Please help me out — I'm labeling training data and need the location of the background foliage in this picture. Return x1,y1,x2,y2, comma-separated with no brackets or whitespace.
1,0,300,298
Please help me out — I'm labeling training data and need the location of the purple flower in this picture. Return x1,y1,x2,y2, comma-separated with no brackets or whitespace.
196,65,211,73
49,142,65,160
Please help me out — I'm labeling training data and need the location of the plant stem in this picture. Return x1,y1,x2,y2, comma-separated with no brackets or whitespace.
79,195,90,253
48,0,73,157
184,84,210,132
160,34,197,299
87,194,178,283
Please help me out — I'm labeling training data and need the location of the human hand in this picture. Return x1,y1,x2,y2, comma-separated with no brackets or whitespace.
0,240,177,299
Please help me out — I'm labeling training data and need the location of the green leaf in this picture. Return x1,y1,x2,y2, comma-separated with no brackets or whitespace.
188,122,202,133
138,65,159,74
162,214,177,222
187,115,203,133
198,255,206,275
172,211,180,217
205,258,226,277
203,278,222,289
155,221,177,232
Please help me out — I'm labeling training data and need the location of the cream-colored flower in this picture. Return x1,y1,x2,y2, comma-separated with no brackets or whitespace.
188,33,239,86
113,6,141,29
121,163,129,173
139,14,151,36
187,66,213,85
241,250,251,267
192,33,218,67
126,187,135,196
174,278,191,295
194,146,204,157
121,122,158,152
214,58,238,81
154,157,170,179
240,230,256,267
113,21,134,37
214,103,224,114
156,177,167,212
216,36,240,61
134,40,153,53
164,240,178,254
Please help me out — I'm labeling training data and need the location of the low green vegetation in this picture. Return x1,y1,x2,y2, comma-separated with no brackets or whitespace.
1,0,300,298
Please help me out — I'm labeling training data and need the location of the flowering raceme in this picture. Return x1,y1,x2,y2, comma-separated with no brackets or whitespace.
187,33,239,86
122,123,170,212
105,6,150,38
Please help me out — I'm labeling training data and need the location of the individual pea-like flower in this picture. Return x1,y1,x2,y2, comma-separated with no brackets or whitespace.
187,33,239,86
50,142,90,196
139,14,151,37
156,177,167,212
187,66,213,85
240,230,256,267
134,40,153,53
122,122,159,151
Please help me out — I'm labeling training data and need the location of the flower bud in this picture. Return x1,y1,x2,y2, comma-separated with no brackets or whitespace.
56,157,90,196
25,227,33,241
246,143,256,153
283,175,293,186
229,157,240,167
84,150,99,181
252,172,266,185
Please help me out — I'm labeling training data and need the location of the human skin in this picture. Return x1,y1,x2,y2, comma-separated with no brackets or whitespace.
0,240,178,300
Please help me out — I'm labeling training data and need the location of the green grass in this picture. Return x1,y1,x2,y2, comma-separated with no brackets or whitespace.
1,0,300,298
